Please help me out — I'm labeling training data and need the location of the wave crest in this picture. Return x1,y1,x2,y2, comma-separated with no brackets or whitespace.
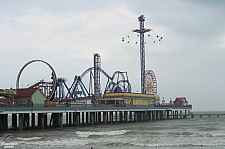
76,130,130,138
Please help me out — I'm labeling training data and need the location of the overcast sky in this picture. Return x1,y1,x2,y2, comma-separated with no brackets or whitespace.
0,0,225,111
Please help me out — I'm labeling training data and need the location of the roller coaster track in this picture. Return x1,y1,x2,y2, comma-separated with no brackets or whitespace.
16,60,57,103
68,67,131,97
81,67,126,81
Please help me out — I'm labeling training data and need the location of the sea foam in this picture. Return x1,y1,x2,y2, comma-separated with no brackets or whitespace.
75,130,130,138
16,137,42,141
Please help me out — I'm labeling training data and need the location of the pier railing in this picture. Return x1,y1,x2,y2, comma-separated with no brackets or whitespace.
0,102,192,109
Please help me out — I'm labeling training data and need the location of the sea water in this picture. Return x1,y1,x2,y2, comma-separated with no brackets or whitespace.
0,111,225,149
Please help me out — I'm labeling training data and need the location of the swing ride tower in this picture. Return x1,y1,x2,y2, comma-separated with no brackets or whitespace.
133,15,152,94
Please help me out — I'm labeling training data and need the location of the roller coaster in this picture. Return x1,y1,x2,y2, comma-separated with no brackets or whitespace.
16,60,57,102
16,53,133,104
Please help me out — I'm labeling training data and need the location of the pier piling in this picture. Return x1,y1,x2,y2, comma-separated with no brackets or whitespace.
0,106,194,131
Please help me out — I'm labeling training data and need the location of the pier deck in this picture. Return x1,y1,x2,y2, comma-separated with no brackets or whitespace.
0,105,192,113
0,105,192,131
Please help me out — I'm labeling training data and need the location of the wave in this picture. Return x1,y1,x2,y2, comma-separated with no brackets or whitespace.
128,142,224,148
209,132,225,137
167,131,194,136
104,142,139,147
16,137,42,141
15,138,89,147
75,130,130,138
198,127,218,131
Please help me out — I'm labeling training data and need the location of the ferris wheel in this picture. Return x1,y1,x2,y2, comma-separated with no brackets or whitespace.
145,70,157,95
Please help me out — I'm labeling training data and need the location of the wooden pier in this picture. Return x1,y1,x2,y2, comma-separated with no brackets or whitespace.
0,106,192,131
190,113,225,118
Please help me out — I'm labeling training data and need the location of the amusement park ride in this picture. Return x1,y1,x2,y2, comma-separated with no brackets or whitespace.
16,56,131,104
122,15,162,94
15,15,161,104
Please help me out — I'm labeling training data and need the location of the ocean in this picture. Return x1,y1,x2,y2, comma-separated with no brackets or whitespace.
0,111,225,149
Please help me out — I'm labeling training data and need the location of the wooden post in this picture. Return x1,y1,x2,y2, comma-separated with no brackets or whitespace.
12,114,17,131
82,112,85,125
167,110,170,119
124,111,128,123
19,114,24,131
129,111,132,122
95,112,98,124
110,112,113,124
144,111,147,121
76,112,80,127
160,111,163,120
180,111,183,119
59,113,63,128
91,112,95,125
38,113,42,129
172,111,175,119
158,111,161,120
73,112,76,126
3,114,8,130
154,111,156,121
135,112,138,122
86,112,89,124
42,114,45,129
66,112,68,126
147,111,150,120
25,113,29,129
115,112,118,123
149,111,152,121
184,110,187,118
32,113,35,129
98,112,101,124
120,111,124,122
69,113,72,126
0,115,2,131
103,112,107,124
44,113,47,128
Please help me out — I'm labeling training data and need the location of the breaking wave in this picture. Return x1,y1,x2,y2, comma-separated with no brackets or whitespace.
75,130,130,138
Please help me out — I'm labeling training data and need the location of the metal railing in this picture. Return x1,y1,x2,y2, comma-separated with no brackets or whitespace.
0,102,192,109
0,102,44,108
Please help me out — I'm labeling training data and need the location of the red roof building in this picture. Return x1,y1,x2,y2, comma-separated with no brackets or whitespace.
174,97,188,106
14,88,45,106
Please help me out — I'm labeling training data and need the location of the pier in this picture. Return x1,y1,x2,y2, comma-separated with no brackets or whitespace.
0,105,192,131
0,16,197,133
190,113,225,118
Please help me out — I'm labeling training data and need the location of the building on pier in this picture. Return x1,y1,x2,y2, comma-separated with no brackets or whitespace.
100,92,159,106
0,88,16,103
173,97,188,106
14,88,45,106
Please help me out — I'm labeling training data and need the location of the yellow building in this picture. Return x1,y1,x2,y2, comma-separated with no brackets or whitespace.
101,92,159,106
